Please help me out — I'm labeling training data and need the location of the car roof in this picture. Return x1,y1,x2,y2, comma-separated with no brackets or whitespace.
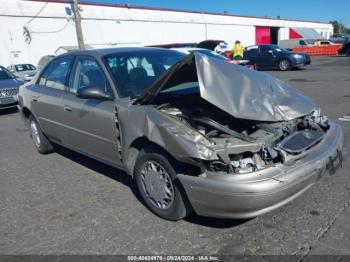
60,47,176,58
171,47,208,53
247,44,281,48
13,63,35,66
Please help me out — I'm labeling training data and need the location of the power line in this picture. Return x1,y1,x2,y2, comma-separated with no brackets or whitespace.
27,2,49,25
30,21,70,34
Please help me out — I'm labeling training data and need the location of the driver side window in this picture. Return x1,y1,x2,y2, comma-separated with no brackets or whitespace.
260,46,271,53
70,57,110,94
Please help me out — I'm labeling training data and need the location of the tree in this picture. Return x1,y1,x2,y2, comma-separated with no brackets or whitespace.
330,20,350,34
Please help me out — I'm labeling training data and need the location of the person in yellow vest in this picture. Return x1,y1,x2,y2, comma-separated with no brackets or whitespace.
231,40,245,59
315,40,321,46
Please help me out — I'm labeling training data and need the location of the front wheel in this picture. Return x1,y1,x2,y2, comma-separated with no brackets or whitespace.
279,59,291,71
134,147,192,221
29,116,54,154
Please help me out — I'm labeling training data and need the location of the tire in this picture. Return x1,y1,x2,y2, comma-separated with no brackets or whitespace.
279,59,291,71
134,146,192,221
29,116,54,154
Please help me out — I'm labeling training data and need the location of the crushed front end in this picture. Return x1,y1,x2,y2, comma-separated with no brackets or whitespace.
134,52,344,218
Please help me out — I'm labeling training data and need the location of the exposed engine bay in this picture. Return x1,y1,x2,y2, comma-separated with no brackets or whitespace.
155,94,329,174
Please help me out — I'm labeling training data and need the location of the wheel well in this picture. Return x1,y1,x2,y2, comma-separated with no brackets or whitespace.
22,107,31,119
125,137,155,176
21,107,32,126
278,58,290,63
126,137,201,178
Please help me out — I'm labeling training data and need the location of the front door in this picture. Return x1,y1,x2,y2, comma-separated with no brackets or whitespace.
61,56,121,165
258,46,276,68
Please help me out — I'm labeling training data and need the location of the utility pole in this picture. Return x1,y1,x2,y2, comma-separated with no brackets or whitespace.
72,0,85,49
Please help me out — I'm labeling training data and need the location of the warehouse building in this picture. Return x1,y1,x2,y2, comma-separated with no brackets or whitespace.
0,0,333,66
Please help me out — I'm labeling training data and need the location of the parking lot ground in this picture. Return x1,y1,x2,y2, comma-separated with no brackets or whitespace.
0,56,349,257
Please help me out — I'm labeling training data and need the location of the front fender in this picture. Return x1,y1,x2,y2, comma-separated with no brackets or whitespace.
118,104,213,173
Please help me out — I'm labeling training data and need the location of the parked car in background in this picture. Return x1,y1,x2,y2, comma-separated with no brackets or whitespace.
37,55,55,71
0,66,24,110
329,34,349,44
7,64,37,81
19,48,343,221
338,36,350,56
148,43,197,49
197,40,228,52
172,47,256,70
244,44,311,71
314,40,336,46
172,47,226,58
279,39,314,49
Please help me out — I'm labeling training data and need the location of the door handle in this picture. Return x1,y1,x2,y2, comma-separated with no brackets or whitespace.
32,97,38,102
64,106,72,112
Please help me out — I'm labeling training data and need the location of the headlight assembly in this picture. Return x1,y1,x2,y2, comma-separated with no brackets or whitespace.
292,54,304,59
164,124,218,160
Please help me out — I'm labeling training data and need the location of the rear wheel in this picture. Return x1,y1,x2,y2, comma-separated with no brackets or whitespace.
279,59,291,71
29,116,54,154
134,147,192,221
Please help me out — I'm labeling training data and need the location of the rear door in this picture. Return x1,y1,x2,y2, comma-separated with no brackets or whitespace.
61,56,121,165
29,55,74,142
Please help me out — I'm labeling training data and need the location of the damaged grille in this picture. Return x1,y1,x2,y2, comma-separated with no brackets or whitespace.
278,129,324,154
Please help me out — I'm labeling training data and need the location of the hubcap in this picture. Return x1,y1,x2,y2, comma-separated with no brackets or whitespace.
140,160,174,210
30,120,41,148
280,60,289,70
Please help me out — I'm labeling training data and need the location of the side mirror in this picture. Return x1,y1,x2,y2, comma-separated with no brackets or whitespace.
76,86,114,100
268,50,274,55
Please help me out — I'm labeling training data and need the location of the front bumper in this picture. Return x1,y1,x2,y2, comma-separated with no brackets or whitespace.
291,56,311,67
178,122,343,219
0,95,18,110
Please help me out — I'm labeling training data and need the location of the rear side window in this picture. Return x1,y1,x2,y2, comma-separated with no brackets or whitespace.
246,46,259,55
38,56,74,90
260,46,271,53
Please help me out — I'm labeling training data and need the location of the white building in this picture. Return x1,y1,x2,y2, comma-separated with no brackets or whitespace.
0,0,333,66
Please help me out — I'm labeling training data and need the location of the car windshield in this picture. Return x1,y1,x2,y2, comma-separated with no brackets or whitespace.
0,67,15,80
103,49,185,98
15,64,36,72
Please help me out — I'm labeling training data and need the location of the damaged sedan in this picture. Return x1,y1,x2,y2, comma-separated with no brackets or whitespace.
18,48,343,220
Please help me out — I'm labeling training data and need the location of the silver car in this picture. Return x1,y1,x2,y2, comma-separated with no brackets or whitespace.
7,64,37,81
0,66,24,110
18,48,343,220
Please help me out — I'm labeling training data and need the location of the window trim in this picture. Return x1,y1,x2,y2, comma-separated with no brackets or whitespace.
68,55,115,99
36,55,75,91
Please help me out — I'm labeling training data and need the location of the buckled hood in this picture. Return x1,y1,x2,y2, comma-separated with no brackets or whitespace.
137,52,315,122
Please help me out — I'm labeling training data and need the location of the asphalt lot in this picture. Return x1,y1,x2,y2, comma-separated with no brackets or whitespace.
0,56,349,257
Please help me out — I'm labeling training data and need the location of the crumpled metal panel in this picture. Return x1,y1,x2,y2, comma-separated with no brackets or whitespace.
116,98,211,173
194,52,316,122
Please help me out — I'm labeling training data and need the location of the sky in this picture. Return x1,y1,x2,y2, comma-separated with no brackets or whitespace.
83,0,350,27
